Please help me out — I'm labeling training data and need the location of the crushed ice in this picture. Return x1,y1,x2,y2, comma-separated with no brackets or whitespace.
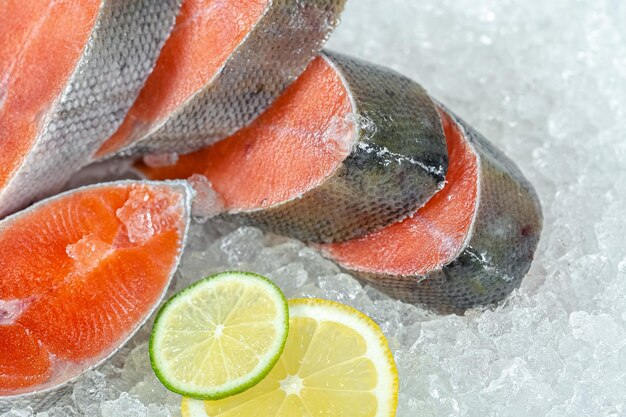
186,174,225,222
66,235,113,274
116,187,183,244
348,113,378,141
6,0,626,415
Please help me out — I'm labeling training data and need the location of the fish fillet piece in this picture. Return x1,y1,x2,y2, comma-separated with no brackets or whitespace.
137,52,448,243
95,0,347,159
0,181,192,402
0,0,180,218
321,106,543,312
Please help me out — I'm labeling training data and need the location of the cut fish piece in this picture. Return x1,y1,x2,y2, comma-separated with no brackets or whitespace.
95,0,347,159
137,52,448,243
0,181,192,404
321,106,543,312
0,0,180,218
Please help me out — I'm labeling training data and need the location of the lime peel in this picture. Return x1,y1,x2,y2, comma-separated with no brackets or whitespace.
149,271,289,400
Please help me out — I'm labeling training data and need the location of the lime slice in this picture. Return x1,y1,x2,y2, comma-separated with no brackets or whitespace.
150,271,289,400
181,298,399,417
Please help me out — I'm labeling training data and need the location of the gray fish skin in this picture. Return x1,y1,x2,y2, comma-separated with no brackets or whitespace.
227,50,449,243
0,180,193,412
346,107,543,314
113,0,347,158
0,0,180,218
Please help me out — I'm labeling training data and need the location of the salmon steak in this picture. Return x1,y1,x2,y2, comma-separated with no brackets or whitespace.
0,0,180,219
95,0,347,160
137,51,449,243
0,181,192,402
321,106,543,312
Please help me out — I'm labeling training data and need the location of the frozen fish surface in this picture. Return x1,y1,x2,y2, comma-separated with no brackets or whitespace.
0,0,180,218
96,0,348,159
137,52,448,243
322,107,543,312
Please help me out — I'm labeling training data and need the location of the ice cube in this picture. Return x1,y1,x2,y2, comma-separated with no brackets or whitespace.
116,186,183,244
66,234,113,273
347,113,377,141
187,174,225,222
320,114,358,154
72,371,119,415
0,409,34,417
114,344,178,410
36,405,79,417
146,404,172,417
215,227,265,266
100,393,147,417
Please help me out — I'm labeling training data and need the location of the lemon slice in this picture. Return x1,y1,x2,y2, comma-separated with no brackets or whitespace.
181,298,398,416
150,271,289,400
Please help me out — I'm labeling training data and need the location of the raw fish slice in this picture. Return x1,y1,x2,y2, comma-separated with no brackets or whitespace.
0,180,192,408
137,52,448,243
321,107,543,312
0,0,180,218
95,0,347,159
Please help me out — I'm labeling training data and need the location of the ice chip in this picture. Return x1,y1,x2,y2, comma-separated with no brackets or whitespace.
266,263,310,298
100,393,147,417
216,227,265,266
146,404,172,417
120,345,179,410
116,186,183,244
0,409,34,417
570,311,624,349
36,405,80,417
316,273,364,301
72,371,119,415
66,234,113,273
187,174,225,222
347,113,377,141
